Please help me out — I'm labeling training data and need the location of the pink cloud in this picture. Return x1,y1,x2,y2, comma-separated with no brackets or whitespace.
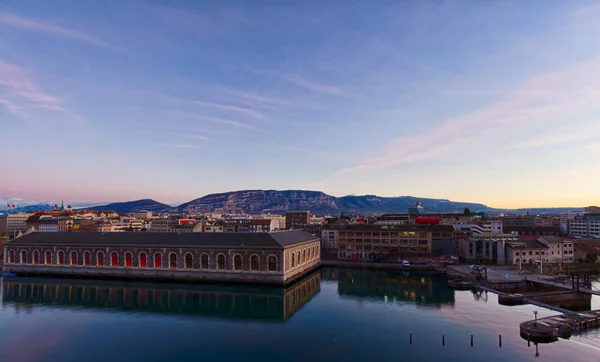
0,11,108,46
0,59,80,121
323,57,600,180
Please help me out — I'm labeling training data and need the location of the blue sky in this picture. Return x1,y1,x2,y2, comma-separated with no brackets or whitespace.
1,0,600,208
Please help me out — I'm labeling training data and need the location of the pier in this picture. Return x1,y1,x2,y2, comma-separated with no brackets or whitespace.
519,310,600,342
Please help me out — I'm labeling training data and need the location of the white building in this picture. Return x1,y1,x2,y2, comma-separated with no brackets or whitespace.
321,229,338,250
0,213,29,238
569,216,600,238
505,236,575,266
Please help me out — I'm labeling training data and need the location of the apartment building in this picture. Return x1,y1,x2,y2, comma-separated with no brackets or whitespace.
568,214,600,238
0,213,29,238
334,224,454,262
285,211,310,229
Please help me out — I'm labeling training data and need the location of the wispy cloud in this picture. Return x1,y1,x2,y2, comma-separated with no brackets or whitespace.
324,57,600,179
0,11,110,47
178,112,260,130
252,69,346,95
222,89,294,109
160,143,200,149
0,59,80,121
168,132,210,141
512,123,600,148
140,92,266,119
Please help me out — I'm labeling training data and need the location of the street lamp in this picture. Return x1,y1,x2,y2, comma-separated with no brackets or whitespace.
534,311,538,327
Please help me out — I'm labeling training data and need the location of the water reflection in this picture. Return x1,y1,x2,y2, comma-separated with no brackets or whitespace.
1,272,321,322
330,269,455,307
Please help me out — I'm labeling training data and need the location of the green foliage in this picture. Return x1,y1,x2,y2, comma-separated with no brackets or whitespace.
463,207,471,216
584,253,598,263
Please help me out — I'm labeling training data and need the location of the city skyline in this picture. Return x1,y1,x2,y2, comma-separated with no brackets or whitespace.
2,1,600,208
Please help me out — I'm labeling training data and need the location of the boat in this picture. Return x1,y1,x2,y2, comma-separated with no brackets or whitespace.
0,272,16,277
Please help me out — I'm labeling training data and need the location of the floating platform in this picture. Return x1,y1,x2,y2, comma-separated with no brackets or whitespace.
519,310,600,343
447,279,477,290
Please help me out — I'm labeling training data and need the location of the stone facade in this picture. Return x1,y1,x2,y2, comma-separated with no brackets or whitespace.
3,231,321,285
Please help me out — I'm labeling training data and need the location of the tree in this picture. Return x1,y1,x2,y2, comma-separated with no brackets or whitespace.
463,207,471,216
584,253,598,263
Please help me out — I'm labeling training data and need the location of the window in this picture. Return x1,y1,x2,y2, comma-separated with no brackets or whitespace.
84,251,91,266
111,252,119,266
250,255,259,271
268,255,277,271
45,250,52,264
97,251,105,266
297,252,301,265
529,251,532,255
7,250,15,264
217,254,225,270
200,253,209,269
139,253,147,267
169,253,177,268
185,253,193,269
234,254,242,270
292,253,295,267
20,250,27,264
58,251,65,265
302,250,306,263
125,252,133,267
516,258,520,264
154,253,162,268
33,250,40,264
70,251,78,265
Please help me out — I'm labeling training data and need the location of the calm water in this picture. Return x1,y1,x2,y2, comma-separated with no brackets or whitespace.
1,268,599,362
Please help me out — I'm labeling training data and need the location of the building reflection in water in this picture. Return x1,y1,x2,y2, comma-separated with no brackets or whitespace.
1,271,321,322
325,268,455,308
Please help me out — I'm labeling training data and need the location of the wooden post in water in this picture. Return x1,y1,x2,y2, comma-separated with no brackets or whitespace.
499,335,502,348
527,333,530,347
442,334,445,346
470,334,473,347
409,332,412,345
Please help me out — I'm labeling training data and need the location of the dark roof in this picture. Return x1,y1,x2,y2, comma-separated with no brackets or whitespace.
9,230,318,249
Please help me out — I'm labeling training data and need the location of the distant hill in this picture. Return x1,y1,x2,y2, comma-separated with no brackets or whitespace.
14,190,582,215
86,199,173,213
0,203,54,212
177,190,495,215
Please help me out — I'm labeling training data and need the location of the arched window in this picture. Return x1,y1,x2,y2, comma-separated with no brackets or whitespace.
154,253,162,268
84,251,91,266
70,251,78,266
169,253,177,268
217,254,225,270
200,253,209,269
20,250,27,264
297,252,300,265
139,253,147,267
233,254,242,270
268,255,277,271
250,255,259,271
111,252,119,267
291,253,295,267
58,251,65,265
313,246,316,259
45,250,52,264
124,252,133,267
515,258,520,265
7,250,15,264
302,250,306,263
308,248,312,260
33,250,40,264
185,253,193,269
97,251,105,266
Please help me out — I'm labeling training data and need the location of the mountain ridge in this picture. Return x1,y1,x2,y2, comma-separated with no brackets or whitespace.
78,190,583,215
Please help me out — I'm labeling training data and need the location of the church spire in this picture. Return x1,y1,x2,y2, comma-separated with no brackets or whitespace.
60,199,65,211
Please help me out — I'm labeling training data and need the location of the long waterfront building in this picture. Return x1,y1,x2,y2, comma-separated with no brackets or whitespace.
3,230,321,285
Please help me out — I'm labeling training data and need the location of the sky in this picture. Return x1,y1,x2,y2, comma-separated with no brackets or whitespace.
1,0,600,208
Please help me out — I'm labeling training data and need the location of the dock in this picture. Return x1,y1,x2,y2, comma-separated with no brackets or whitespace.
519,310,600,342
